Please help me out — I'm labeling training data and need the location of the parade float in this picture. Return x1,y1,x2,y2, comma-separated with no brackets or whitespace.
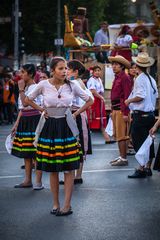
64,2,160,113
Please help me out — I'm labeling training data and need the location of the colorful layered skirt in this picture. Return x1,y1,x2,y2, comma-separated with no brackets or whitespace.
11,111,41,158
36,117,80,172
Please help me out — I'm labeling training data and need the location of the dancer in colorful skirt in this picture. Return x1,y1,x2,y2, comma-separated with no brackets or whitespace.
87,65,112,143
25,57,93,216
67,59,93,184
11,64,43,189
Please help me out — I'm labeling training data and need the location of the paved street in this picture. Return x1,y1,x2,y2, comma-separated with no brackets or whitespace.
0,125,160,240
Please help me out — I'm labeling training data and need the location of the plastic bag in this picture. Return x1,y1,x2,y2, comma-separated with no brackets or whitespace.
135,135,153,166
105,117,113,137
5,134,13,154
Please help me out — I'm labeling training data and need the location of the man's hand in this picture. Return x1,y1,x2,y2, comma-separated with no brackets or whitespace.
123,115,129,122
124,99,130,106
149,126,158,136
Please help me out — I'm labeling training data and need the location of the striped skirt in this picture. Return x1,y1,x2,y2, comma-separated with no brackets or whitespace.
11,114,40,158
36,117,80,172
74,111,92,161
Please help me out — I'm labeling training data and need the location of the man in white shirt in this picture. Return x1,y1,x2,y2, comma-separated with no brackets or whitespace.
125,53,158,178
94,21,109,63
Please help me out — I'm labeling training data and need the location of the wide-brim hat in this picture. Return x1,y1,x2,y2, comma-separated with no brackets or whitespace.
108,55,131,69
132,52,155,67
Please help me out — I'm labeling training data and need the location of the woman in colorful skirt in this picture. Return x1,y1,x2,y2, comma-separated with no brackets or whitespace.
87,65,112,143
11,64,43,189
67,59,93,184
25,57,93,216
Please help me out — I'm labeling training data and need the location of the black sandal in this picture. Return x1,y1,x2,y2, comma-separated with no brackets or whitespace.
14,183,33,188
56,207,73,216
50,208,59,215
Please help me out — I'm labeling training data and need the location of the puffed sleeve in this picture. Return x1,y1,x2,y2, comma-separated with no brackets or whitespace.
87,77,96,90
28,81,43,100
72,82,90,102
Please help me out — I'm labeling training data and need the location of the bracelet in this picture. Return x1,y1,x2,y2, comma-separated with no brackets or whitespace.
19,89,25,93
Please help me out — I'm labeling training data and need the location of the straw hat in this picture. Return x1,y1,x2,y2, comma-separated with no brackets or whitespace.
108,55,131,69
132,52,155,67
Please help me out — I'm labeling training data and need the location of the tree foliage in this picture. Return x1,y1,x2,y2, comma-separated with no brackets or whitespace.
0,0,133,55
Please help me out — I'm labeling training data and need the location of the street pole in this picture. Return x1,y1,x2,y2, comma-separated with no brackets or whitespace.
57,0,61,56
14,0,19,70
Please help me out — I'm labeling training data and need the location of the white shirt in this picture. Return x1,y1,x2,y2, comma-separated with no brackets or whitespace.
87,76,104,94
18,84,43,110
115,34,133,47
28,80,89,108
72,79,93,109
128,73,158,112
94,29,109,46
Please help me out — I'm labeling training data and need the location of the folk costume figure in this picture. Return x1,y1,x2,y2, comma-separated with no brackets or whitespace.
108,55,132,166
125,53,158,179
112,25,133,62
87,65,112,143
67,59,93,184
25,57,93,216
11,64,43,189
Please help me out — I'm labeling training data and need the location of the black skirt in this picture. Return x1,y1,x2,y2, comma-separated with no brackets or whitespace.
36,117,80,172
74,112,92,159
11,114,40,158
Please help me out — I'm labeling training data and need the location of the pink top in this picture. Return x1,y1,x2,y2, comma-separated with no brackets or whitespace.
28,79,89,108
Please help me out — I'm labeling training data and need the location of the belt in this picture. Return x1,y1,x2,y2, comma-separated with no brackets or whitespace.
133,110,154,114
133,110,154,117
112,106,121,110
21,109,40,116
111,99,120,105
111,99,121,110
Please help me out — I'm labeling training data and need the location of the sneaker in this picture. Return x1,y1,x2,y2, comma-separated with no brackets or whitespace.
111,158,128,166
144,168,152,176
33,183,44,190
110,156,121,164
128,169,146,178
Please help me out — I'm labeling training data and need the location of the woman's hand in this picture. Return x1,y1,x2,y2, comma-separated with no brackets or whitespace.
18,79,25,90
43,110,49,119
72,112,77,120
11,123,18,137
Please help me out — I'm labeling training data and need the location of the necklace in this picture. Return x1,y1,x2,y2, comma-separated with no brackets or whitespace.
57,86,63,98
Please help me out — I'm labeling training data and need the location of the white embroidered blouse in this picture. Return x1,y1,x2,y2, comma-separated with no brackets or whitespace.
28,79,89,108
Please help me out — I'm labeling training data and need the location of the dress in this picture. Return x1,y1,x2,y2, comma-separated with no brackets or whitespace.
86,76,106,130
28,80,90,172
72,79,92,160
11,84,42,158
112,34,133,61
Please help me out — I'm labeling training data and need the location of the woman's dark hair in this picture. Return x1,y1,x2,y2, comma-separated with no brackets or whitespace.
50,57,66,70
81,69,90,81
22,64,36,78
137,65,156,94
43,70,50,78
67,60,86,76
50,57,71,87
119,25,131,36
131,62,136,67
